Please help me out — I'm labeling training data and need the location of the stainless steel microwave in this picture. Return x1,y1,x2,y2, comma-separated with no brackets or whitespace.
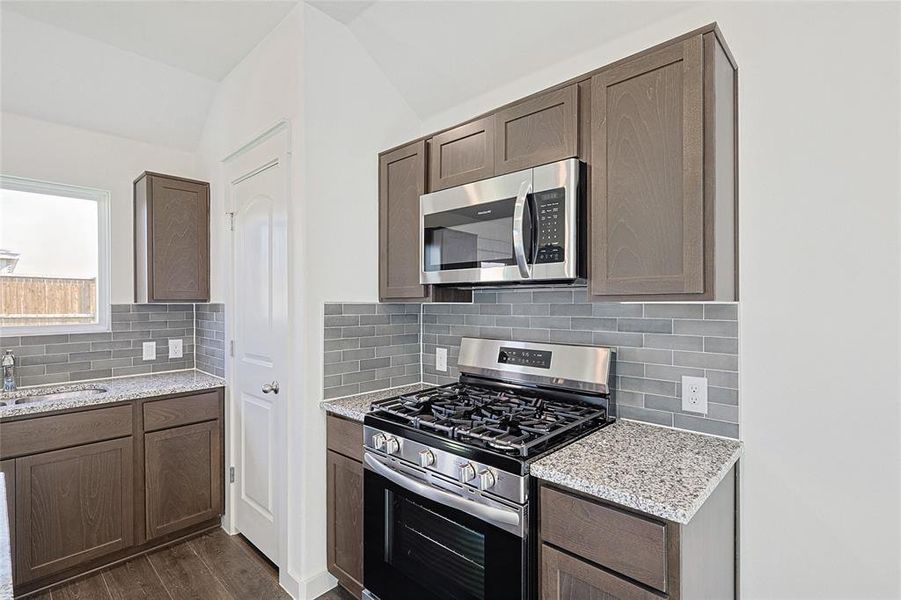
420,158,583,286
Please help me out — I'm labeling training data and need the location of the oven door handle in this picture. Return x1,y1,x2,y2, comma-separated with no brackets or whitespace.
364,452,522,531
512,180,533,279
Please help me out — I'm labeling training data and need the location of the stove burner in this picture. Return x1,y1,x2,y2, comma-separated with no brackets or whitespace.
371,383,605,457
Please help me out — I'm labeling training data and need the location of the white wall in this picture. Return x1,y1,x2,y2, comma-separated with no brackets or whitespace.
417,3,901,597
0,112,199,303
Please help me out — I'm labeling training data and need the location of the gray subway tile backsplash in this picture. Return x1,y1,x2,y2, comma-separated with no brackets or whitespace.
322,303,421,399
327,296,739,439
195,303,226,378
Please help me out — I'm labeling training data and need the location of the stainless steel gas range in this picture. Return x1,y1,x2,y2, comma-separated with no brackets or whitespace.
361,338,616,600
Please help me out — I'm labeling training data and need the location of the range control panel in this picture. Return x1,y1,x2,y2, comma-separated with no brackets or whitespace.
533,187,566,264
498,347,552,369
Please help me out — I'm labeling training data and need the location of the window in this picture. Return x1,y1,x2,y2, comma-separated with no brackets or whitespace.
0,175,111,335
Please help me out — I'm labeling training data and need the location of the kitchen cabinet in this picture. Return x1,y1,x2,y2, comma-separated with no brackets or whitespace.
134,171,211,303
326,414,364,599
494,85,579,175
539,467,736,599
1,459,15,581
15,437,134,584
589,32,736,300
428,116,495,191
0,388,225,595
379,141,429,301
145,420,222,540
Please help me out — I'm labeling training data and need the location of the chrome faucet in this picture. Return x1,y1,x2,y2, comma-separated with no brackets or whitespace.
2,350,16,392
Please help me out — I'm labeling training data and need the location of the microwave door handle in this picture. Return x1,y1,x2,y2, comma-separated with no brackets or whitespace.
363,452,521,531
512,181,533,278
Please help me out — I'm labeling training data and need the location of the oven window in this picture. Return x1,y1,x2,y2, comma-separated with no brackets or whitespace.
386,490,486,600
423,197,516,272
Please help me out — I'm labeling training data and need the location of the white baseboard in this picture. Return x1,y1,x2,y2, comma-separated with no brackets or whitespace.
292,569,337,600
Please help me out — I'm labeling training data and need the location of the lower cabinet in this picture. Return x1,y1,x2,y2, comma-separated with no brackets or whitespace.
15,438,134,584
541,544,658,600
0,388,225,594
326,415,364,599
145,419,222,540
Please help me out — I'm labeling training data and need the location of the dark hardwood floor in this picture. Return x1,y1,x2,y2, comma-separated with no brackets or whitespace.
25,528,354,600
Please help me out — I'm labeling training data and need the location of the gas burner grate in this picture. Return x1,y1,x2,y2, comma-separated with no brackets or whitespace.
370,383,605,457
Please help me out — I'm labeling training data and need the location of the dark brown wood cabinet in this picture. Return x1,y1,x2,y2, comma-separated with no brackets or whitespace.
379,141,429,301
495,85,579,175
589,32,736,300
15,437,134,584
1,459,15,581
134,172,211,303
144,420,222,540
539,468,737,599
1,388,225,595
428,117,495,191
326,415,364,599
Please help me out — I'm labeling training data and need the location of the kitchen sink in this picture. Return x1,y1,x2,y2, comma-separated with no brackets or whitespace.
0,387,107,407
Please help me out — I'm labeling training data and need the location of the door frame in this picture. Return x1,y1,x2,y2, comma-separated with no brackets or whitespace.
221,119,292,579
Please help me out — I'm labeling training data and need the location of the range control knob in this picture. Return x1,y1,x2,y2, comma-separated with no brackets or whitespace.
384,436,400,455
418,449,435,468
478,469,496,491
372,433,387,451
458,462,476,483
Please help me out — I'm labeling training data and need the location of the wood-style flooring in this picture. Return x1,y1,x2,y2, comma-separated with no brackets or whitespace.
24,528,351,600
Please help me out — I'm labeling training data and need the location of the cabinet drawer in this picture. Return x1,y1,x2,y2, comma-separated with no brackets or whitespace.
495,84,579,175
0,405,133,460
326,415,363,462
541,544,659,600
540,485,668,592
143,390,221,432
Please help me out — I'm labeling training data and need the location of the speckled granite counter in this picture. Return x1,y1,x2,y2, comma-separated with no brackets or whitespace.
320,383,435,422
0,370,225,419
530,420,742,524
0,473,11,600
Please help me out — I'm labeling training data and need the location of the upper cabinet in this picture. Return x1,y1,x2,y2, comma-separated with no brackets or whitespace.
494,84,579,175
379,141,429,301
590,32,736,300
380,24,738,302
428,116,495,191
134,172,210,303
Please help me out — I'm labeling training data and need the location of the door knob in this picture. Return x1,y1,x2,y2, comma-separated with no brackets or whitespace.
262,381,280,394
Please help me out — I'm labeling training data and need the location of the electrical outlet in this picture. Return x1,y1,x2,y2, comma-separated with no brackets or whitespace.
436,347,448,372
142,341,156,361
168,338,183,359
681,375,708,414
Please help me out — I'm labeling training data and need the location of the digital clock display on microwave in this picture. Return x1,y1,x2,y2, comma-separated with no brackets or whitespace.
497,347,552,369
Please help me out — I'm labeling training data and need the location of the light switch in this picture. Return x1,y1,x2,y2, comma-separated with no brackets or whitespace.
142,341,156,361
436,347,448,372
168,338,183,359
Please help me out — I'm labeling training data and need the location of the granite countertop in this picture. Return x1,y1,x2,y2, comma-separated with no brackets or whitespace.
530,419,743,524
320,383,435,422
0,370,225,419
0,473,11,600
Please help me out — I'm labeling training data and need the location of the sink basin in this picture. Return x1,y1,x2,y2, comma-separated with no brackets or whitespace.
0,387,107,407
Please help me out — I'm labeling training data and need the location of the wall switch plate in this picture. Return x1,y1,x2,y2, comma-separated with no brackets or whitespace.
142,341,156,361
168,338,183,359
436,347,448,372
681,375,708,414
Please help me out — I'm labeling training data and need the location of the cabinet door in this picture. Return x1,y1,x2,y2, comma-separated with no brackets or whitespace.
144,420,222,540
326,450,363,598
1,459,14,584
379,140,429,301
495,85,579,174
541,544,658,600
15,438,134,583
590,35,705,297
148,174,210,301
428,116,495,191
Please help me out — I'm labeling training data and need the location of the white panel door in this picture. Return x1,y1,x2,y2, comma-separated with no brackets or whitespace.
231,151,287,563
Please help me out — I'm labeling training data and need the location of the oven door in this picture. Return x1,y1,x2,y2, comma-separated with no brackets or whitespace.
363,452,525,600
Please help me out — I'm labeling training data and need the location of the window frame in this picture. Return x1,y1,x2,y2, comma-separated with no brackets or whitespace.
0,174,111,336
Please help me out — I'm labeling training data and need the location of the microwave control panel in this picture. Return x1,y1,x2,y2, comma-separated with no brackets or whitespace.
534,187,565,264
